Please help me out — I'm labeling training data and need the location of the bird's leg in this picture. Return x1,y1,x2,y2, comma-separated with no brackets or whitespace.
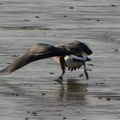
83,62,89,80
55,57,65,84
58,67,65,80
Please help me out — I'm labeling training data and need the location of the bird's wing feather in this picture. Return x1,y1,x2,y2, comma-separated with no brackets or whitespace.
0,43,70,74
57,41,92,55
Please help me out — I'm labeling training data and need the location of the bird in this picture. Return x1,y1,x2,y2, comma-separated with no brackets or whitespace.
0,41,93,83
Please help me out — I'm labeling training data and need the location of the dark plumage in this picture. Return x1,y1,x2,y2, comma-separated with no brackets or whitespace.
0,41,93,83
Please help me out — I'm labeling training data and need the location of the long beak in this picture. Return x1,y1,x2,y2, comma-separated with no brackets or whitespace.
72,55,91,62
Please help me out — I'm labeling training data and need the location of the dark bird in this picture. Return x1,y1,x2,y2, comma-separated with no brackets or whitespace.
0,41,93,83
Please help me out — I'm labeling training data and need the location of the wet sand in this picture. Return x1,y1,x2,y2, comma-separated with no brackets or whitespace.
0,0,120,120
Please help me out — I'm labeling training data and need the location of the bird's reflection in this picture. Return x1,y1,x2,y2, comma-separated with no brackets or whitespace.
59,79,88,102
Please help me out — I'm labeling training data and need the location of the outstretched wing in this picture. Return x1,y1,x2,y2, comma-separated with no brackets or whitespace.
0,43,70,74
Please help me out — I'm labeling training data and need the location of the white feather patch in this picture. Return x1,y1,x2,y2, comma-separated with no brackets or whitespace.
64,55,84,68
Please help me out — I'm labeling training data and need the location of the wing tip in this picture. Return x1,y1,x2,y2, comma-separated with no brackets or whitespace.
0,67,11,75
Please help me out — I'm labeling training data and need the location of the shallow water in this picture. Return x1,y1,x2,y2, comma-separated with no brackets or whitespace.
0,0,120,120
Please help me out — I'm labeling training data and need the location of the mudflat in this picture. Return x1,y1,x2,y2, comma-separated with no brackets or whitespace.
0,0,120,120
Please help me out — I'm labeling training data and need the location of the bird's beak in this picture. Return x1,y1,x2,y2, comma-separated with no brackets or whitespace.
86,57,91,61
81,52,92,62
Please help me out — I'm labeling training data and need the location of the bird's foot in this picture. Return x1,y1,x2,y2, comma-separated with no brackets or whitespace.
54,76,63,84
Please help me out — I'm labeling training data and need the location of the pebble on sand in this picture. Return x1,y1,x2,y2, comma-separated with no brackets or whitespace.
24,19,30,21
114,49,118,52
41,93,46,96
32,112,37,116
69,6,74,9
63,117,67,119
111,5,116,7
63,15,68,17
25,117,29,120
35,16,40,18
106,97,111,101
98,97,102,99
49,72,54,75
79,73,84,77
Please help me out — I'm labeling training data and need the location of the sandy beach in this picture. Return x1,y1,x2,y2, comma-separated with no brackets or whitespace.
0,0,120,120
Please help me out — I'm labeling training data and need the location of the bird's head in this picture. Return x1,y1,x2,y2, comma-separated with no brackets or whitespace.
74,41,93,55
